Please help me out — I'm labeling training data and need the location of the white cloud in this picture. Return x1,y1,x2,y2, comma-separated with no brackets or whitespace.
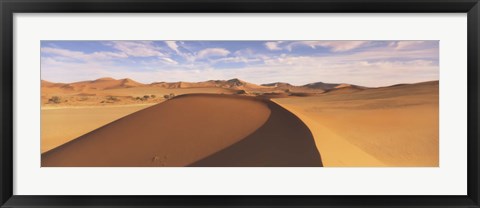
165,41,180,54
234,48,255,56
196,48,230,59
159,57,178,65
42,47,84,58
210,56,261,64
167,41,199,63
265,41,283,51
107,41,164,57
286,41,369,52
41,47,128,61
241,57,437,86
41,57,128,83
391,41,426,50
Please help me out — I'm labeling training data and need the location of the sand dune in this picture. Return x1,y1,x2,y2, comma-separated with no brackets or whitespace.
323,85,365,94
42,78,135,95
261,82,332,93
47,77,145,92
42,94,268,166
273,81,439,167
42,94,322,167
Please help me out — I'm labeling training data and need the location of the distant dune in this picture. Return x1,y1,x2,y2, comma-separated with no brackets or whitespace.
42,77,144,94
261,81,357,93
42,94,322,167
150,78,267,90
40,77,330,107
41,77,363,99
323,84,365,94
261,82,294,88
302,82,340,90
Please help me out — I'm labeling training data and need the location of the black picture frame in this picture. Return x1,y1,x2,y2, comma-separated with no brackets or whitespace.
1,0,479,207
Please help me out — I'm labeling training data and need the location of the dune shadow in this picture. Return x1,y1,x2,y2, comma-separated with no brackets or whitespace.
189,99,323,167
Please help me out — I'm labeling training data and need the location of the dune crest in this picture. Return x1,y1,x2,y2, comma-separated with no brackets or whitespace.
42,94,323,167
190,99,322,167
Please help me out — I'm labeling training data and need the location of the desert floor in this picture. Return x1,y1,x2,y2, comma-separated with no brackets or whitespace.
41,104,154,153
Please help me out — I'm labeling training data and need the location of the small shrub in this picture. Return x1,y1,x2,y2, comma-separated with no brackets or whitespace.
151,95,156,98
48,96,61,104
163,94,170,99
135,97,141,100
236,90,246,95
77,97,88,101
107,96,119,101
143,95,150,99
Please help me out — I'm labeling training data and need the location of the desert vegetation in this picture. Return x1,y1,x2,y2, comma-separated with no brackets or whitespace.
48,96,61,104
163,93,176,99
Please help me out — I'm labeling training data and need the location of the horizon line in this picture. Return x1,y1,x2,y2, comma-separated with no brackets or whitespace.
40,77,439,88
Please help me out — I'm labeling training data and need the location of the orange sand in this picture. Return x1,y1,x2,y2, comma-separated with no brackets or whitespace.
273,81,439,167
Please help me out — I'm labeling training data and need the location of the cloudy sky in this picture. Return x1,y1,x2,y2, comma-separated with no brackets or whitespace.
41,40,439,87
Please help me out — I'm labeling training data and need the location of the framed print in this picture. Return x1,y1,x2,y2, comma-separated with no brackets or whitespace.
1,0,479,207
39,40,440,168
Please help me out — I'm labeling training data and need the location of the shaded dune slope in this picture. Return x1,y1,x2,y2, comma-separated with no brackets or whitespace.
189,100,322,167
42,94,322,167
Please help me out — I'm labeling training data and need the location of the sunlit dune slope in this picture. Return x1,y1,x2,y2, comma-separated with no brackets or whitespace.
42,94,272,167
273,81,439,167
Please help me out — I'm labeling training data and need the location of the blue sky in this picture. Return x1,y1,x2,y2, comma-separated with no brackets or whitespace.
41,40,439,87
